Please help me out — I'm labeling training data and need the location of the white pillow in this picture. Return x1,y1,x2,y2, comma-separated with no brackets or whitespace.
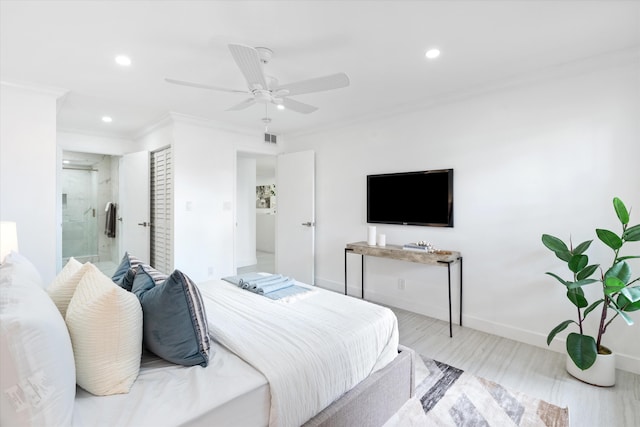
0,273,76,426
0,251,43,289
66,264,143,396
46,258,88,318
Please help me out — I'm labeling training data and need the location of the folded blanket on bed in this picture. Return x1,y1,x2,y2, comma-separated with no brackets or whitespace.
223,273,310,300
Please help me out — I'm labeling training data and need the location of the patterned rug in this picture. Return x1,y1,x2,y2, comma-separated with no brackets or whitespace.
385,356,569,427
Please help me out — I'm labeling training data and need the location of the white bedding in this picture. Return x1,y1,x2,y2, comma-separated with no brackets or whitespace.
72,279,399,427
72,344,270,427
198,279,399,427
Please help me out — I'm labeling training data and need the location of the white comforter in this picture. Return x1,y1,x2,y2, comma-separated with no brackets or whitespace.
198,279,399,427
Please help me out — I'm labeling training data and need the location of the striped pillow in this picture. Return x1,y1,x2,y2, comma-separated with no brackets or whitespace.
46,257,84,318
66,264,142,395
111,252,144,291
131,267,211,367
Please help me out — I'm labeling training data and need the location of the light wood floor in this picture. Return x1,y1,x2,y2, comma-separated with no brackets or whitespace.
391,306,639,427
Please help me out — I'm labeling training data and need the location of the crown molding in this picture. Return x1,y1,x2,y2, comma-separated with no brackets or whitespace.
133,111,260,141
1,80,68,98
288,46,640,139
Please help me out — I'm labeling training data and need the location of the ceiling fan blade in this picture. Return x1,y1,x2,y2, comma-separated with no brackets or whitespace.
281,98,318,114
228,44,269,90
226,98,257,111
165,78,246,93
274,73,350,96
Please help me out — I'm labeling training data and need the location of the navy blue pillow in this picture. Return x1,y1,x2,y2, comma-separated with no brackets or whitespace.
111,252,143,291
131,265,211,367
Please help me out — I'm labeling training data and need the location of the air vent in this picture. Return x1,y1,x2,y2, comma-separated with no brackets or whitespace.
264,133,277,144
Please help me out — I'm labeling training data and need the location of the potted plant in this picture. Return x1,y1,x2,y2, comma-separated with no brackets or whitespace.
542,197,640,386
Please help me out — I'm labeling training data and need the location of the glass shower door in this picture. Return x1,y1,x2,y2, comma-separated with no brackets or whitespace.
62,168,99,260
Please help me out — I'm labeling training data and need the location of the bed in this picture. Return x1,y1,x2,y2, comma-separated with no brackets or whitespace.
0,252,414,427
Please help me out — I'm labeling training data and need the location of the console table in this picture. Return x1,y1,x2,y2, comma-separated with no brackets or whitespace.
344,241,463,337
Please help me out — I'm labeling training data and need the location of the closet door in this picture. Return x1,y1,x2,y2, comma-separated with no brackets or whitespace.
150,147,173,273
119,151,150,262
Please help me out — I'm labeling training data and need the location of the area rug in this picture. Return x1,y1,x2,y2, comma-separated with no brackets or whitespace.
384,355,569,427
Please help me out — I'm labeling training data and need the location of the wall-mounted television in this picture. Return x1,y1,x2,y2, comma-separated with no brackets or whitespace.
367,169,453,227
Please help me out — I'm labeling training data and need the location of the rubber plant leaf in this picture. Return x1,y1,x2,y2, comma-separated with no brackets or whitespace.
617,294,640,312
620,286,640,303
623,224,640,242
566,278,599,289
577,264,599,281
546,319,574,345
542,234,569,253
605,261,631,284
568,254,588,274
596,229,623,250
566,288,588,308
604,276,626,296
545,272,567,286
573,240,592,255
566,332,597,370
613,197,629,225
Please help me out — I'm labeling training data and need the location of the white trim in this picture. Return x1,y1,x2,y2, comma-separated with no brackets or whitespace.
317,277,640,375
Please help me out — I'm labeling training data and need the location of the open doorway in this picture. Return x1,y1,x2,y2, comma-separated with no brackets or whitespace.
236,153,276,274
61,151,119,275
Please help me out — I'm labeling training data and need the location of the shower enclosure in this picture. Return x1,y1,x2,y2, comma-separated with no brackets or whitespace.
62,167,99,262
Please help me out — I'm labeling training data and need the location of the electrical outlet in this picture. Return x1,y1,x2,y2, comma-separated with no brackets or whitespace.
397,278,405,290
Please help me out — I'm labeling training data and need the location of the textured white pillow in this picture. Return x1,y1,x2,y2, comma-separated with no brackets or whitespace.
66,264,143,396
0,265,76,426
46,257,85,318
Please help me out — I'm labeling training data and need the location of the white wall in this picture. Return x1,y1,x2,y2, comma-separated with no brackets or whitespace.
1,83,64,282
136,115,279,282
285,58,640,372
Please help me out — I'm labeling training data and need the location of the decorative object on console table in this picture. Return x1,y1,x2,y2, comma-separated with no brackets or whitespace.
542,197,640,387
403,241,434,252
367,226,377,246
344,241,462,337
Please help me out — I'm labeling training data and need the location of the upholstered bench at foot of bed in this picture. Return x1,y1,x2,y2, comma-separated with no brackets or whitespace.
303,345,415,427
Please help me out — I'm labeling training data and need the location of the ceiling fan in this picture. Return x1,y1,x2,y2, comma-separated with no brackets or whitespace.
165,44,350,114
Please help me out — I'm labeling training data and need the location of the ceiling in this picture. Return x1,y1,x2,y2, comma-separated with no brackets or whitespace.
1,1,639,139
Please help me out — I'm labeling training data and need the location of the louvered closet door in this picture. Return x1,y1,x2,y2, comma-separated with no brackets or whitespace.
150,147,173,273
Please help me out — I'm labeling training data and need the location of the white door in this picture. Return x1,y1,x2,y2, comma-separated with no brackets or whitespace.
119,151,150,263
276,150,315,285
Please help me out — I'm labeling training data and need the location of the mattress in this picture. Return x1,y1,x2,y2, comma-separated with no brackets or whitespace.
72,343,270,427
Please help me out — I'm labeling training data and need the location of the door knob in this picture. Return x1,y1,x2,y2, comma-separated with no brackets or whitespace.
301,221,315,227
137,222,150,227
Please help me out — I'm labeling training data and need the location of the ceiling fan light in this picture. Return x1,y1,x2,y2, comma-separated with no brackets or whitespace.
115,55,132,66
425,48,441,59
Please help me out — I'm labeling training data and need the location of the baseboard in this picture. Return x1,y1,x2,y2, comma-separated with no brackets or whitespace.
315,277,640,375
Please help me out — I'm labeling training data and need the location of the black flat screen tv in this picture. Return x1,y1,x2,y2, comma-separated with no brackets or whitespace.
367,169,453,227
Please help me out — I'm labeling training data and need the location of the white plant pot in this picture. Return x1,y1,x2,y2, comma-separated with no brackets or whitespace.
565,350,616,387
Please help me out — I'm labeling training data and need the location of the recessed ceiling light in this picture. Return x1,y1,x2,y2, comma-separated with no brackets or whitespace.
115,55,131,66
277,104,285,111
425,48,441,59
102,116,113,123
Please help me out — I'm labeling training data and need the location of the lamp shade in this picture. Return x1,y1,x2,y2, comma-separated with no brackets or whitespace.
0,221,19,262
